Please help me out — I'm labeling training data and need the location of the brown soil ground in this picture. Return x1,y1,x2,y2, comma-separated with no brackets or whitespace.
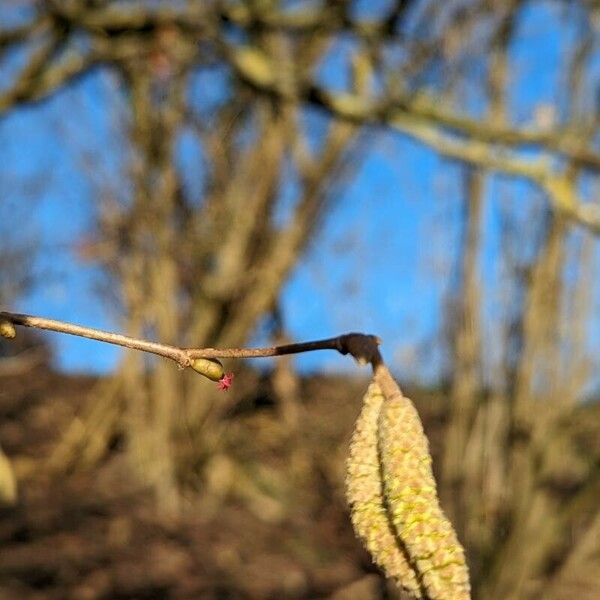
0,367,448,599
1,366,598,599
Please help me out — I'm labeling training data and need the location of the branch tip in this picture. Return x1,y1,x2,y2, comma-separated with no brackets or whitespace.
0,311,384,375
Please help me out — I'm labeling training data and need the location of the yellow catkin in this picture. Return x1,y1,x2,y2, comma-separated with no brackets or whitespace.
0,446,17,505
346,382,423,598
376,365,471,600
0,320,16,339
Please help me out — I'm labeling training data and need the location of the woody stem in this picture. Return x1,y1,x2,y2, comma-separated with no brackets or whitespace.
0,311,381,368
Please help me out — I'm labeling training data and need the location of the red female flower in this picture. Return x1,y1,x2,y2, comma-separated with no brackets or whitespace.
216,372,234,391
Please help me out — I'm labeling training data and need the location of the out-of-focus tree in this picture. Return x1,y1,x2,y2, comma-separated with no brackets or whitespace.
0,198,36,314
0,191,49,373
0,178,44,505
1,2,600,597
436,5,600,598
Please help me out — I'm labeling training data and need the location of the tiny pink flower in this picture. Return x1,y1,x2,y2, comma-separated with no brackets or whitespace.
216,372,234,391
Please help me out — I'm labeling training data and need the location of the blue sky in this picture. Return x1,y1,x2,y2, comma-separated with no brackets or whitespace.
2,2,598,384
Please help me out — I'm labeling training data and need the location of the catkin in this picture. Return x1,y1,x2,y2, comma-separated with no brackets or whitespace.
376,365,471,600
0,320,16,339
346,382,423,597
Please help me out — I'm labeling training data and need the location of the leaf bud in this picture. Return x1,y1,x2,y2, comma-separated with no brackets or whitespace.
190,357,225,382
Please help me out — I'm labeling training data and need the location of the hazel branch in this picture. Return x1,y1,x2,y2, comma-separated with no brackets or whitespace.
0,311,382,370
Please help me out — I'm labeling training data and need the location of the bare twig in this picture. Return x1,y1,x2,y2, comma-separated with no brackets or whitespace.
0,311,381,369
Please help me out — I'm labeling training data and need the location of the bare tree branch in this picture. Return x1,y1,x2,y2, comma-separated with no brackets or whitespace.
0,311,380,367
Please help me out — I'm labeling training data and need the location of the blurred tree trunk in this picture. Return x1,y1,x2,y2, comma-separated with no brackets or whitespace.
441,165,483,535
109,79,357,511
441,4,513,566
116,64,186,513
480,212,566,599
23,12,360,512
437,8,598,595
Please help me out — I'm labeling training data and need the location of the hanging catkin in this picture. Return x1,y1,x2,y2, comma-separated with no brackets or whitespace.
346,381,424,597
346,364,471,599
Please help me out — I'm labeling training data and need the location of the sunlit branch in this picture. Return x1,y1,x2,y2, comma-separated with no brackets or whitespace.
0,311,381,369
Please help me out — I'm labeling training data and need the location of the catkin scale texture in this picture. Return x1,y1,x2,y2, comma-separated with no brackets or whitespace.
376,366,471,600
346,365,471,599
346,382,423,597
